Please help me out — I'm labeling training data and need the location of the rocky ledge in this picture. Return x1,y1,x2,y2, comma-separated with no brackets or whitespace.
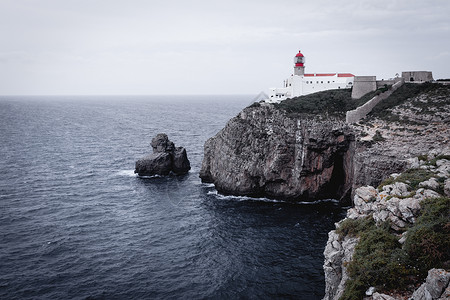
135,133,190,176
323,154,450,299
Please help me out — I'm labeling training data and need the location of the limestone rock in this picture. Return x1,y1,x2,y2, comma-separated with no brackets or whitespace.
411,269,450,300
436,159,450,177
323,230,359,300
382,182,410,197
135,133,190,176
371,293,396,300
419,178,440,190
444,178,450,197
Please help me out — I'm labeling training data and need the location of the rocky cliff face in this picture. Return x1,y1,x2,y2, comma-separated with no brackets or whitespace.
200,84,450,203
200,104,355,202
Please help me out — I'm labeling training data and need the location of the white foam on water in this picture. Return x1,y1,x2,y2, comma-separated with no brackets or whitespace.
207,190,340,205
136,174,163,179
201,183,215,188
207,190,284,203
116,170,137,177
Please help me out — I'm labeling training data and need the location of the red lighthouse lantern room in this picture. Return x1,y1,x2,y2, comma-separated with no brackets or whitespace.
294,50,305,66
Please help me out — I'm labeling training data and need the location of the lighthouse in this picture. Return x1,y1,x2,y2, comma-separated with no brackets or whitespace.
294,51,305,76
268,50,355,102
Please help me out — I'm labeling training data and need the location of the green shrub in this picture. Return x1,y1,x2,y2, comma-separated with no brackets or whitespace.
273,88,376,119
428,155,450,166
378,168,434,191
340,221,417,300
336,216,375,239
367,83,449,123
403,197,450,275
417,154,428,161
340,197,450,299
372,130,385,142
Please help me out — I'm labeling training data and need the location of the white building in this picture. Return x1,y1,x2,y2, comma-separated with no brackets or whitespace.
268,51,355,102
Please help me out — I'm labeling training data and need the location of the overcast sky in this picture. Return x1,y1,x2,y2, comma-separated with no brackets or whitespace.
1,0,449,95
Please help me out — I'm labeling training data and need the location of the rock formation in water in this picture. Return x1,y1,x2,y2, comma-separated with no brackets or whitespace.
135,133,190,176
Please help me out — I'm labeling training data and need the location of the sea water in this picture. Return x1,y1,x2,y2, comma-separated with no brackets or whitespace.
0,95,345,299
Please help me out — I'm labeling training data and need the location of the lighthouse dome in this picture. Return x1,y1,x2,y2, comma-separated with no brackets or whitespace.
294,50,305,67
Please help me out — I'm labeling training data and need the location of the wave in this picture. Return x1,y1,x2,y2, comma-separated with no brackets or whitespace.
116,170,137,177
206,190,339,205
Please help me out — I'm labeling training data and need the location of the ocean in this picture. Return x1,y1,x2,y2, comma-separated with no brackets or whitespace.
0,95,345,299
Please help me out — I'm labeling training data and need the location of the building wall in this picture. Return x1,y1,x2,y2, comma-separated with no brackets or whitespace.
351,76,376,99
268,74,354,102
401,71,433,82
302,75,353,95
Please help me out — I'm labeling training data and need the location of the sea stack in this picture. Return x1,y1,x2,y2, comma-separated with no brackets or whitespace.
135,133,190,176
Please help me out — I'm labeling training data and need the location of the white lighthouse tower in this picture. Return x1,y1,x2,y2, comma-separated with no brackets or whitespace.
268,50,355,102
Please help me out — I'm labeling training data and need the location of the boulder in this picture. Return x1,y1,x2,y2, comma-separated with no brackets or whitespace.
411,269,450,300
135,133,191,176
135,152,172,176
445,178,450,197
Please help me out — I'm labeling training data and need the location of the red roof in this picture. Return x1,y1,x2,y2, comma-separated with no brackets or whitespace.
304,73,354,77
295,51,304,57
338,73,355,77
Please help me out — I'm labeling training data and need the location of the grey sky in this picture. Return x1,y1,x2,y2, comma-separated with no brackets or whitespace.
1,0,449,95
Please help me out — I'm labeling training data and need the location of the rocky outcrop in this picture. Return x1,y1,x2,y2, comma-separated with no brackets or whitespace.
135,133,190,176
411,269,450,300
200,104,355,202
322,155,450,300
323,232,359,300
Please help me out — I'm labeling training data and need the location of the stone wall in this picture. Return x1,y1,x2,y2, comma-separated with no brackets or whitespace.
376,79,396,88
346,79,404,123
351,76,376,99
402,71,433,82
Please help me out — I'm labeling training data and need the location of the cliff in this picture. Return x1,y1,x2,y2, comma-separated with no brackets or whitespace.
200,103,355,202
200,83,450,202
199,82,450,298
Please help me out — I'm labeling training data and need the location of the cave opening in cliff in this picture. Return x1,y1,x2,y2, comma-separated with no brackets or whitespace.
328,153,346,199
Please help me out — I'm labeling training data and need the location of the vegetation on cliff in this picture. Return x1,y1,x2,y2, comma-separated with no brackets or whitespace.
337,196,449,300
272,88,374,119
366,82,450,123
333,152,450,299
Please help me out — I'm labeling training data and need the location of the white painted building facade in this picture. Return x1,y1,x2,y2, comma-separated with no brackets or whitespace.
268,51,355,102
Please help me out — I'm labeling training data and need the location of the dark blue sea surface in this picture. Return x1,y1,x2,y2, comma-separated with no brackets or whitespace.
0,95,345,299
